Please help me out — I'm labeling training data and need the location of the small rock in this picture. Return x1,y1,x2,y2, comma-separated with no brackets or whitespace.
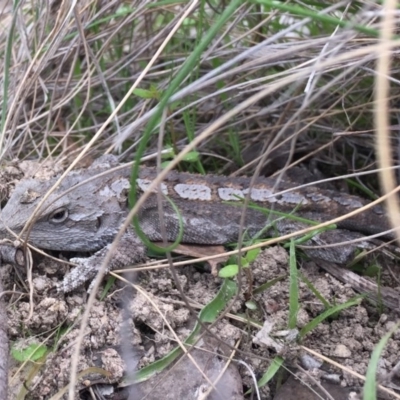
333,344,351,358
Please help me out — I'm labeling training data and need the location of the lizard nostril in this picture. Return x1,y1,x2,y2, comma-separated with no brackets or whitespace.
96,216,102,230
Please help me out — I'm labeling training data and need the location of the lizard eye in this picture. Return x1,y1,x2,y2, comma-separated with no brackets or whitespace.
49,207,69,224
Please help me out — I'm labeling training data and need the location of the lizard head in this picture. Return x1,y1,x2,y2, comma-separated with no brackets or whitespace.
0,169,129,252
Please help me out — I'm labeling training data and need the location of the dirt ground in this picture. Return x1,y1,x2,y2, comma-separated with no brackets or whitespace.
2,162,400,400
3,244,400,399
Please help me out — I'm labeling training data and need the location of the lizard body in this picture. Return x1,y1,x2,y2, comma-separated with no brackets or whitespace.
0,156,394,293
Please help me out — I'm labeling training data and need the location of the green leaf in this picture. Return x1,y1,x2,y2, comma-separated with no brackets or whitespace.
246,248,261,263
161,147,175,159
219,261,248,278
160,161,172,169
115,5,132,16
199,279,237,323
245,300,258,310
132,88,158,99
181,151,200,162
218,264,239,278
11,342,48,362
121,279,237,386
364,264,382,278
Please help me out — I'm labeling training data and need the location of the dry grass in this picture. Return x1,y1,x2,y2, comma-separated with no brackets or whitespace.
1,0,395,179
2,0,400,399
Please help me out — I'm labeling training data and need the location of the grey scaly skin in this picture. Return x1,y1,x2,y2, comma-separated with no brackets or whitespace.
0,156,394,293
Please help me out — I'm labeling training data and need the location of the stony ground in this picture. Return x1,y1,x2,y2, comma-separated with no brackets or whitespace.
3,245,400,399
2,162,400,399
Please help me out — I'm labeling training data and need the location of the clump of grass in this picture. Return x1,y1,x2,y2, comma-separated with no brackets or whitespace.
1,1,399,399
0,0,387,180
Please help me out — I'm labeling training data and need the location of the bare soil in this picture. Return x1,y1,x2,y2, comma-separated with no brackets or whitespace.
2,164,400,400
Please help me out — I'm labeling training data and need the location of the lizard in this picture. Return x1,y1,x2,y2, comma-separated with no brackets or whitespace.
0,155,397,302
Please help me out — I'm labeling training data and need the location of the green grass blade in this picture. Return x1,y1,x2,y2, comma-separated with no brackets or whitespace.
253,274,287,295
288,240,299,330
299,272,331,309
299,296,362,341
120,279,237,386
257,356,284,388
130,0,243,241
0,0,21,153
250,0,379,37
363,322,400,400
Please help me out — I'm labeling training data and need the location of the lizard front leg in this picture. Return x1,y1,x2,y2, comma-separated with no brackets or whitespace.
60,228,146,293
0,243,25,266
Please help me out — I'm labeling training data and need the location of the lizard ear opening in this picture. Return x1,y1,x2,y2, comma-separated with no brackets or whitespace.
48,207,69,224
